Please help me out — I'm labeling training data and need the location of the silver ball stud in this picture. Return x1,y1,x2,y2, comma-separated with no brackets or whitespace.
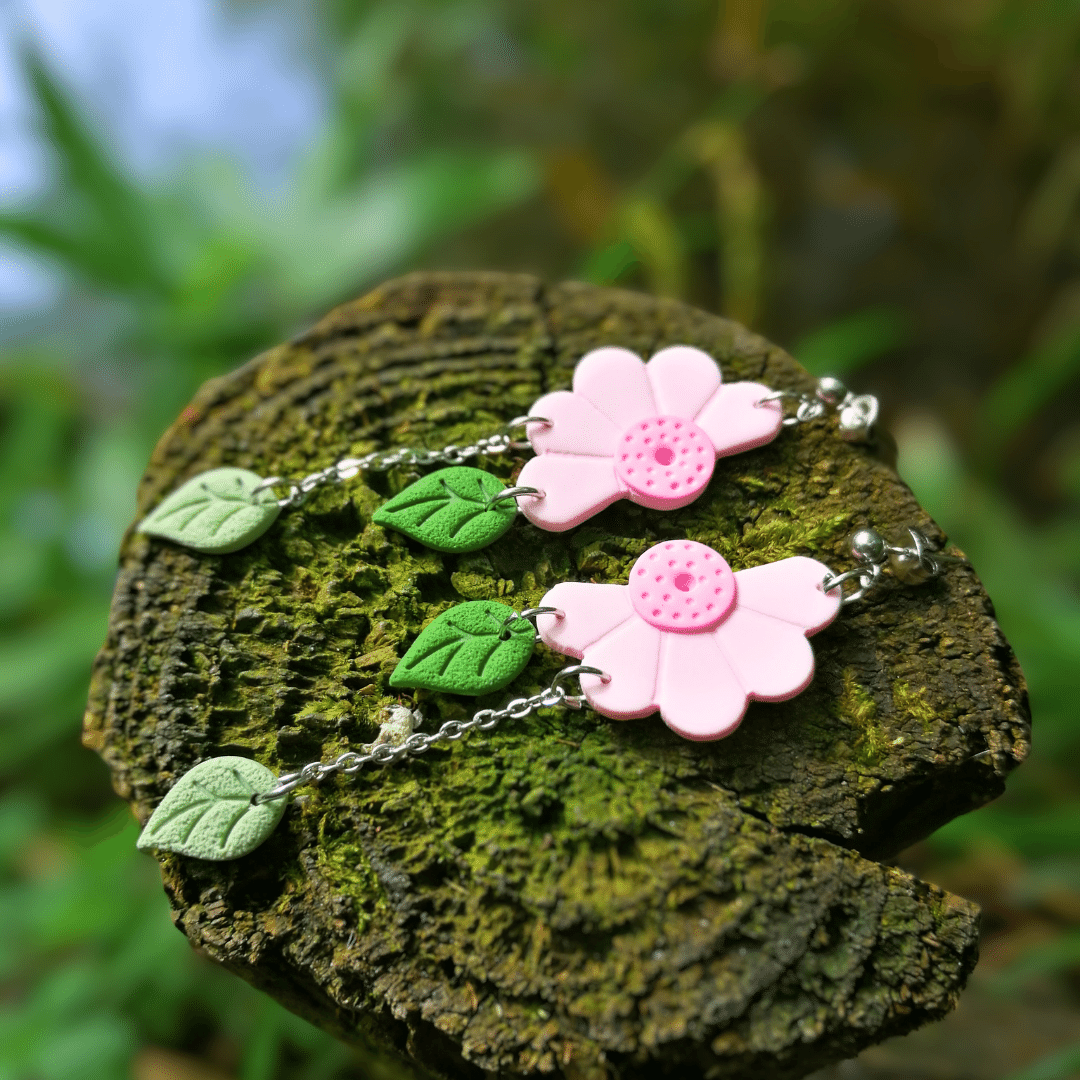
815,376,848,406
850,527,887,564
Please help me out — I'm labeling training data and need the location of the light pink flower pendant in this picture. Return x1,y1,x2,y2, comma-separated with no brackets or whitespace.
537,540,840,741
519,346,783,531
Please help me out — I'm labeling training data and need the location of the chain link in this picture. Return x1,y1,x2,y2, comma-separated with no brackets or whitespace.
755,376,879,443
254,664,607,804
821,525,965,605
253,415,551,509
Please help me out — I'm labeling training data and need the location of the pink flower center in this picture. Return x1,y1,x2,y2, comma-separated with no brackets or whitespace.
630,540,737,633
614,415,715,508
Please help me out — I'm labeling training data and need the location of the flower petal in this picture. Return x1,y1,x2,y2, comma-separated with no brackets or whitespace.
572,347,657,430
577,616,662,719
517,454,627,532
695,381,783,458
655,632,749,741
527,391,620,457
734,557,841,633
646,345,722,420
712,607,816,702
537,582,635,659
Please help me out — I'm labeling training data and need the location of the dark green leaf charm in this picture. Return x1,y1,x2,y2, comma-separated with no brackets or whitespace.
372,466,516,553
137,467,280,554
136,757,286,861
390,600,535,695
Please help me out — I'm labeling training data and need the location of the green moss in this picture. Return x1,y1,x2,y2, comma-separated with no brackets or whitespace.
840,669,889,766
88,273,1019,1079
893,680,937,735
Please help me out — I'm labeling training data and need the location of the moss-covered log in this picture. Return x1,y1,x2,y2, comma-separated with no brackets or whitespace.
84,272,1028,1079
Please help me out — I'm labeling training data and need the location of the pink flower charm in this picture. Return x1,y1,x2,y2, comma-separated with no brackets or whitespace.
519,346,783,532
537,540,840,741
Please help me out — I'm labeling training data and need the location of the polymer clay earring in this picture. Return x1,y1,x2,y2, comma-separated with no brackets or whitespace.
536,540,838,741
136,346,877,556
518,346,775,530
135,526,958,861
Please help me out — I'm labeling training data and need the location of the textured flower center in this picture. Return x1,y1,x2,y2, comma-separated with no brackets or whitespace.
614,415,715,508
629,540,737,633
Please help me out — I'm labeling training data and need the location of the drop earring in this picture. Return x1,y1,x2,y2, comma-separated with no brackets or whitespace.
134,525,959,862
136,345,878,556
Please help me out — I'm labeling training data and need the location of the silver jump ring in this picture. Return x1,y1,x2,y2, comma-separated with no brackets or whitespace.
250,475,284,496
502,606,564,628
506,415,553,449
754,390,792,406
821,565,877,604
551,664,611,691
485,485,545,507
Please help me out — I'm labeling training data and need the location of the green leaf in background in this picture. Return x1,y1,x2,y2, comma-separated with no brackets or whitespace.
373,466,517,553
792,305,910,377
390,600,535,695
136,757,286,861
137,467,280,554
1004,1040,1080,1080
974,326,1080,462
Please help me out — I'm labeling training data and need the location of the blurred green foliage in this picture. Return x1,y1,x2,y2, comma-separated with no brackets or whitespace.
1,1,1079,1078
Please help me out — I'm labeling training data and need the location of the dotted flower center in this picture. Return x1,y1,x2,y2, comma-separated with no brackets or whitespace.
614,415,715,506
630,540,737,633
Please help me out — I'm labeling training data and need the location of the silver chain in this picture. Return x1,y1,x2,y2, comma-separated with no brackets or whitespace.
756,376,879,443
821,526,965,604
252,528,961,802
253,415,551,509
251,375,877,510
254,664,607,804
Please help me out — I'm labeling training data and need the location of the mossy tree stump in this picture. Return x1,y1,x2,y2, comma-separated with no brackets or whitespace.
84,273,1029,1080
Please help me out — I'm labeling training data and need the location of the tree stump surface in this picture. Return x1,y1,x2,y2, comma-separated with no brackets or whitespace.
84,272,1029,1080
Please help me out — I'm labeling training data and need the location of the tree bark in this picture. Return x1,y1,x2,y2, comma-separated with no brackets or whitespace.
84,272,1029,1080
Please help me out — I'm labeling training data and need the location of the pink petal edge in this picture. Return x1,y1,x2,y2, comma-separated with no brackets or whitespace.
645,345,723,420
654,632,750,741
537,582,635,659
518,454,627,532
733,557,841,633
526,390,620,458
712,606,817,702
577,616,662,719
695,381,783,458
572,347,657,430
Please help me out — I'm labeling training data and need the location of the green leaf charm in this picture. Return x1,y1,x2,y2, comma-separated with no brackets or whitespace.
136,757,286,861
372,466,516,553
137,467,281,554
390,600,535,695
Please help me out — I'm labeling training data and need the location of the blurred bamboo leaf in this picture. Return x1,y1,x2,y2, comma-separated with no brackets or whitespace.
1016,139,1080,267
989,929,1080,994
792,306,909,377
931,807,1080,859
0,603,107,713
684,120,764,327
10,50,164,293
975,326,1080,463
618,198,688,300
1004,1040,1080,1080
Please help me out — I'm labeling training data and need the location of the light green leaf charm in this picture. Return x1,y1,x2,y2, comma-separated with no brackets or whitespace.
137,467,281,554
372,466,515,553
390,600,535,695
136,756,286,861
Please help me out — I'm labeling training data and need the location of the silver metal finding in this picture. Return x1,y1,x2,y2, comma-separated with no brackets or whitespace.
484,485,545,508
501,606,564,628
755,378,879,442
254,416,553,509
253,663,608,804
549,664,610,707
821,526,965,605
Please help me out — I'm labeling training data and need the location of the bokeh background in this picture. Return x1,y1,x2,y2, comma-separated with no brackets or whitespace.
1,2,1078,1078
